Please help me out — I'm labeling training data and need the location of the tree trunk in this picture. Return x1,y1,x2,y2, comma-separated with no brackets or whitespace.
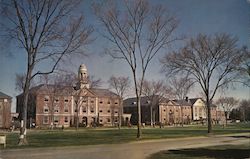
18,82,29,145
181,105,184,127
225,112,228,126
150,105,153,127
118,99,123,130
137,96,142,138
206,97,212,134
76,107,79,130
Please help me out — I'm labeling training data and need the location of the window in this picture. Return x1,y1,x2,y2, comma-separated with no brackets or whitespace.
99,101,103,104
107,110,110,113
107,101,110,104
91,101,94,103
64,99,69,102
107,118,110,123
90,107,94,113
44,96,49,102
54,117,59,124
99,119,103,123
54,106,59,113
115,102,118,105
44,106,49,113
82,106,87,113
99,110,103,113
163,109,166,112
64,105,69,113
64,117,69,123
43,116,49,124
115,111,118,114
54,98,59,103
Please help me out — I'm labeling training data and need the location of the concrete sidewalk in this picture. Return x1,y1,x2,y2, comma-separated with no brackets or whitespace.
1,133,249,159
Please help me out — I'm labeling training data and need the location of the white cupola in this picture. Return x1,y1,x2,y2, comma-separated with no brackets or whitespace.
78,64,89,89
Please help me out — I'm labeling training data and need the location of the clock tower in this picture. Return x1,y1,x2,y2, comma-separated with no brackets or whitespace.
78,64,89,89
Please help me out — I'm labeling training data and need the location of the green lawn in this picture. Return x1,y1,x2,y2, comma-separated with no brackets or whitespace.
1,123,250,149
147,144,250,159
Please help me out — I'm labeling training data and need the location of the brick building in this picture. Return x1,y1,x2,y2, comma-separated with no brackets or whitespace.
188,98,222,123
16,64,129,128
0,91,12,128
159,99,192,125
124,96,225,126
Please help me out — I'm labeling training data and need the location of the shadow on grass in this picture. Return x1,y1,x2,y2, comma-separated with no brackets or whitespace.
165,146,250,159
229,135,250,139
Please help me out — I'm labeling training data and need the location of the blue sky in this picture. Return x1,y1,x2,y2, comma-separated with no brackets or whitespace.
0,0,250,112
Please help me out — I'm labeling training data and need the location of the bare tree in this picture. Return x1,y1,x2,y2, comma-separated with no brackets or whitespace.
94,0,178,138
169,75,194,126
39,73,74,130
161,33,245,133
15,73,37,93
142,80,171,127
15,73,26,92
88,75,103,89
1,0,92,145
238,99,250,122
73,88,87,130
216,97,238,126
239,48,250,87
108,76,130,129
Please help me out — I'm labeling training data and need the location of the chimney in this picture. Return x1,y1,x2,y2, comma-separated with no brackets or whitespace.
185,96,189,102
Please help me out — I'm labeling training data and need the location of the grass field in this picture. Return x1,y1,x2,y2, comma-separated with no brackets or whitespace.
1,123,250,149
147,144,250,159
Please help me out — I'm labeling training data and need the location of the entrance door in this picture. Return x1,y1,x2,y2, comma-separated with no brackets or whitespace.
82,117,87,127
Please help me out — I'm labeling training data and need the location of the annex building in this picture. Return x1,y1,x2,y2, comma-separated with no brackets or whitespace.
124,96,225,126
16,64,130,128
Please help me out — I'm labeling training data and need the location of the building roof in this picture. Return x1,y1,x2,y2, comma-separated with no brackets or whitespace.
188,98,203,105
173,99,192,106
90,88,119,98
17,84,119,98
123,95,168,107
0,91,12,99
124,96,147,107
